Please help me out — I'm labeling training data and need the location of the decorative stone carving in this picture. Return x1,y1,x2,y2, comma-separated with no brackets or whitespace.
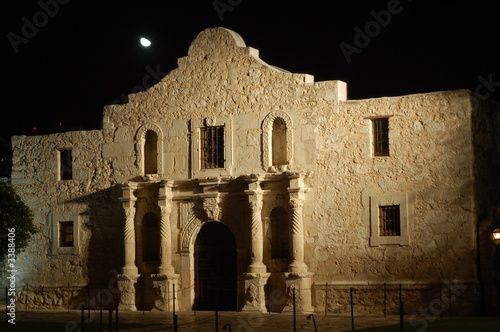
151,274,179,312
158,180,175,275
246,189,266,273
288,192,307,272
283,272,314,314
202,195,221,221
117,273,140,311
204,117,217,126
242,272,270,312
119,184,138,275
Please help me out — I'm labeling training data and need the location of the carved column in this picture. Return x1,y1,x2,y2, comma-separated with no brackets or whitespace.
288,191,307,272
152,180,179,311
284,174,314,313
246,189,266,273
242,179,269,312
117,183,140,310
157,180,175,275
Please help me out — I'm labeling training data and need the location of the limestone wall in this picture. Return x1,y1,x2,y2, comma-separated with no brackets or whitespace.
10,130,123,290
306,90,477,286
7,27,496,313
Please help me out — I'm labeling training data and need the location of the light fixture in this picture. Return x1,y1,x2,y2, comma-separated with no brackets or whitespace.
493,229,500,240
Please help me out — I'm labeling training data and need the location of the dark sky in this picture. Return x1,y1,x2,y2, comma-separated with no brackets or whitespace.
1,0,499,159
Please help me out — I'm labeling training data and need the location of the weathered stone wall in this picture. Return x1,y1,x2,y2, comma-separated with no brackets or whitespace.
306,90,477,286
10,130,123,292
8,27,498,313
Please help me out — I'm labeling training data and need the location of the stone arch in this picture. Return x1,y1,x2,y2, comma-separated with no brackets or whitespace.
180,207,247,254
135,124,163,175
262,111,293,172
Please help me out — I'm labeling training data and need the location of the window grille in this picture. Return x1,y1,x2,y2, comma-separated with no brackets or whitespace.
59,221,74,247
201,126,224,169
372,118,389,156
379,205,400,236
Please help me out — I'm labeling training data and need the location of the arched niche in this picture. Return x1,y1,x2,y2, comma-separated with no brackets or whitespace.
262,111,293,172
135,124,163,176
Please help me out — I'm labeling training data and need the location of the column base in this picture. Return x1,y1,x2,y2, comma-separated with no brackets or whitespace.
282,272,314,314
117,273,140,311
151,273,180,311
242,273,270,312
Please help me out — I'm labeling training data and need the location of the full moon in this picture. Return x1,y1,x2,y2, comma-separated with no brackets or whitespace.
140,37,151,47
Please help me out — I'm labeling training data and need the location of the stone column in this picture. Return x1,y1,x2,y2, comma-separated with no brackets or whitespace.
288,191,307,272
284,174,314,313
246,189,266,273
117,183,140,311
157,180,175,275
242,179,269,312
152,180,179,311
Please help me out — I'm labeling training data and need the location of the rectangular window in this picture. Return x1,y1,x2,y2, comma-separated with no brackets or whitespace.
59,149,73,180
59,221,74,247
372,118,389,156
379,205,401,236
200,126,224,169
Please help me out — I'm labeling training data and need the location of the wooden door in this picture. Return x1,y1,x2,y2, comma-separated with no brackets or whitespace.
195,222,237,310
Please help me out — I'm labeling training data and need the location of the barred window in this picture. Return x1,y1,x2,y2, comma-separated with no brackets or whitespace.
59,149,73,180
59,221,74,247
379,205,400,236
201,126,224,169
372,118,389,156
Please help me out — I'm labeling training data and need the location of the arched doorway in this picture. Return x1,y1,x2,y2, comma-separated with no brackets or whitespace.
195,222,237,311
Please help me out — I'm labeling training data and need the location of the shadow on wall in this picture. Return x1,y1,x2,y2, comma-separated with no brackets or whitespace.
67,185,125,308
473,99,500,315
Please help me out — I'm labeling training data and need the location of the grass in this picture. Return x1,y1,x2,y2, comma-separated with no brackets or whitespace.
356,317,500,332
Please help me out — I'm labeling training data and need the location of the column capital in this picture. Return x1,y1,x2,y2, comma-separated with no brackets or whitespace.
158,180,174,201
245,190,264,211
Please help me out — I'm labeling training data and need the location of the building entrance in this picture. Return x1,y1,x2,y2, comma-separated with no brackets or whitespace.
194,222,237,310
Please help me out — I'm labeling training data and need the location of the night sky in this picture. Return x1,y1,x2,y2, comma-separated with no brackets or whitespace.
1,0,500,174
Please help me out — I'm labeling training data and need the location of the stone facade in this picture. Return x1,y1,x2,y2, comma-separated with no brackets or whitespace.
8,27,500,314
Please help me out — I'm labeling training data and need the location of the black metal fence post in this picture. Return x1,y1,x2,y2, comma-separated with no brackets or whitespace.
81,305,85,332
293,287,297,332
439,284,443,318
325,282,328,317
448,283,453,317
399,284,404,332
350,287,354,331
383,282,387,317
307,314,317,332
25,283,28,311
87,285,91,320
115,299,119,332
173,283,178,332
99,291,103,332
108,307,112,332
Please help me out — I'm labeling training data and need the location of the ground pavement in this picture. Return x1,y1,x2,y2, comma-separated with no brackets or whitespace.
2,308,404,331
